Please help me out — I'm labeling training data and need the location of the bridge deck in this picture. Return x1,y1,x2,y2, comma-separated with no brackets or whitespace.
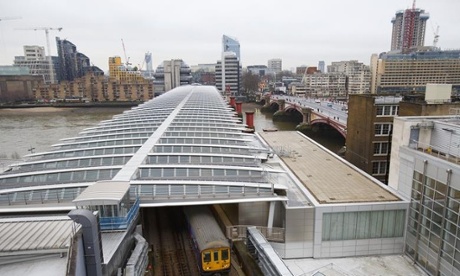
259,131,400,204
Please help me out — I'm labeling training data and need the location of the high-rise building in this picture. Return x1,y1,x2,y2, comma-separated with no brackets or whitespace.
222,35,240,60
13,45,57,85
318,61,325,73
370,49,460,94
143,52,153,79
328,60,371,94
390,3,429,52
219,35,241,95
56,37,103,82
268,58,282,74
153,59,192,93
216,52,241,95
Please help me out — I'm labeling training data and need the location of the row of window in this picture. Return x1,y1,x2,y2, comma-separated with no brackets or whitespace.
0,169,120,186
72,132,151,142
373,142,389,155
168,127,241,133
0,187,82,206
374,123,392,136
164,132,243,139
82,127,156,136
146,155,256,166
155,144,252,153
18,156,131,171
35,147,139,160
372,161,388,175
376,105,399,116
137,167,264,181
158,138,245,146
59,139,146,150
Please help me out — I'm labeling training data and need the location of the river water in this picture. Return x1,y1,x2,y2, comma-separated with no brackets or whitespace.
0,104,345,160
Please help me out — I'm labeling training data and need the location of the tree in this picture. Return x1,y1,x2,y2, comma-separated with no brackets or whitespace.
242,71,260,93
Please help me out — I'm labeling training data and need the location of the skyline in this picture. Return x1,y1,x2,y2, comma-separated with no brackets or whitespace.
1,0,459,72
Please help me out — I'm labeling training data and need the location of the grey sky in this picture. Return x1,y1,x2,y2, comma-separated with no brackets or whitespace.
1,0,459,72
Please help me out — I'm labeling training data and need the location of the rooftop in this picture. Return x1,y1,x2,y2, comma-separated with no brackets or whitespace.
259,131,401,204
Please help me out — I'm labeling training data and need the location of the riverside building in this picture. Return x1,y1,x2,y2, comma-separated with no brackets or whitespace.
370,49,460,95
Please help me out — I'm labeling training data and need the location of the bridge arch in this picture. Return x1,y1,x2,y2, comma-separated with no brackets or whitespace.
310,118,347,139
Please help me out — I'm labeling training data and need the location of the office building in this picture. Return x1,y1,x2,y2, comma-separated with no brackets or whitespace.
216,52,241,95
56,37,103,82
268,58,282,74
370,49,460,95
143,52,154,79
318,61,325,73
389,115,460,276
153,59,192,93
222,35,240,60
391,4,429,52
13,45,58,85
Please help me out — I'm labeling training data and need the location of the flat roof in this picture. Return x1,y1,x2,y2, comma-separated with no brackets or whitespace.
259,131,401,204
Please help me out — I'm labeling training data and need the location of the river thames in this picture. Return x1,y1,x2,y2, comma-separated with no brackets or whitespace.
0,104,345,160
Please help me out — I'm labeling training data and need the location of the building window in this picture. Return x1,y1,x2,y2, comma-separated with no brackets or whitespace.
375,123,392,136
322,210,406,241
373,142,389,155
372,161,387,175
376,105,399,116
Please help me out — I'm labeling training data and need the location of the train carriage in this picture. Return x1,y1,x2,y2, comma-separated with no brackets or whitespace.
183,205,231,275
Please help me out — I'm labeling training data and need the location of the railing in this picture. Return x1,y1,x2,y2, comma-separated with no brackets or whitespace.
246,226,292,276
99,198,139,231
226,225,285,242
409,140,460,164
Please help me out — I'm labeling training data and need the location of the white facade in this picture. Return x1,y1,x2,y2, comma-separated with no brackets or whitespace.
389,115,460,275
216,52,241,95
268,58,282,73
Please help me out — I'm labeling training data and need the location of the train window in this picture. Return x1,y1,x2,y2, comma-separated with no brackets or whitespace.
203,252,211,263
222,249,229,260
213,251,219,261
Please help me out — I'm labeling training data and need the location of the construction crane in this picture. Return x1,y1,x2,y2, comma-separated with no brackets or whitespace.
121,39,131,67
432,25,440,48
0,16,22,22
16,27,62,84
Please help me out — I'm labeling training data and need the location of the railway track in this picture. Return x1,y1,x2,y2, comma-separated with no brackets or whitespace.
155,207,199,276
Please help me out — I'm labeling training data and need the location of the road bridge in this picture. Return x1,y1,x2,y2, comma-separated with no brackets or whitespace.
261,94,348,138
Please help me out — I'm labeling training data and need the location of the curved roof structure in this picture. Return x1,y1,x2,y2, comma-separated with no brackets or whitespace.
0,85,287,212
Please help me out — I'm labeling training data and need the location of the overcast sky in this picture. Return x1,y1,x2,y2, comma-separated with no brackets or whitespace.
1,0,459,72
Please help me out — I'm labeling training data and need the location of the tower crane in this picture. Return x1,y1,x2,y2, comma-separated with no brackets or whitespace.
0,16,22,22
16,27,62,84
433,25,440,48
121,39,131,67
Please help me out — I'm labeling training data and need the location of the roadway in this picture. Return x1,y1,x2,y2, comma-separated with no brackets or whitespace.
271,95,348,125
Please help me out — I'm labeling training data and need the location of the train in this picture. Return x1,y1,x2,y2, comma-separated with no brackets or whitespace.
183,205,231,275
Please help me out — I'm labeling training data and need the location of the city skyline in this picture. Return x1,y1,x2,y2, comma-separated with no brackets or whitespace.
1,0,459,72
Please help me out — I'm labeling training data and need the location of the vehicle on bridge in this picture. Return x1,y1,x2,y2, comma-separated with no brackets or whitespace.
184,205,231,275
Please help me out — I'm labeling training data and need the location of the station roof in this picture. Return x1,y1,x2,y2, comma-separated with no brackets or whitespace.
0,216,75,255
0,85,287,211
259,131,401,204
